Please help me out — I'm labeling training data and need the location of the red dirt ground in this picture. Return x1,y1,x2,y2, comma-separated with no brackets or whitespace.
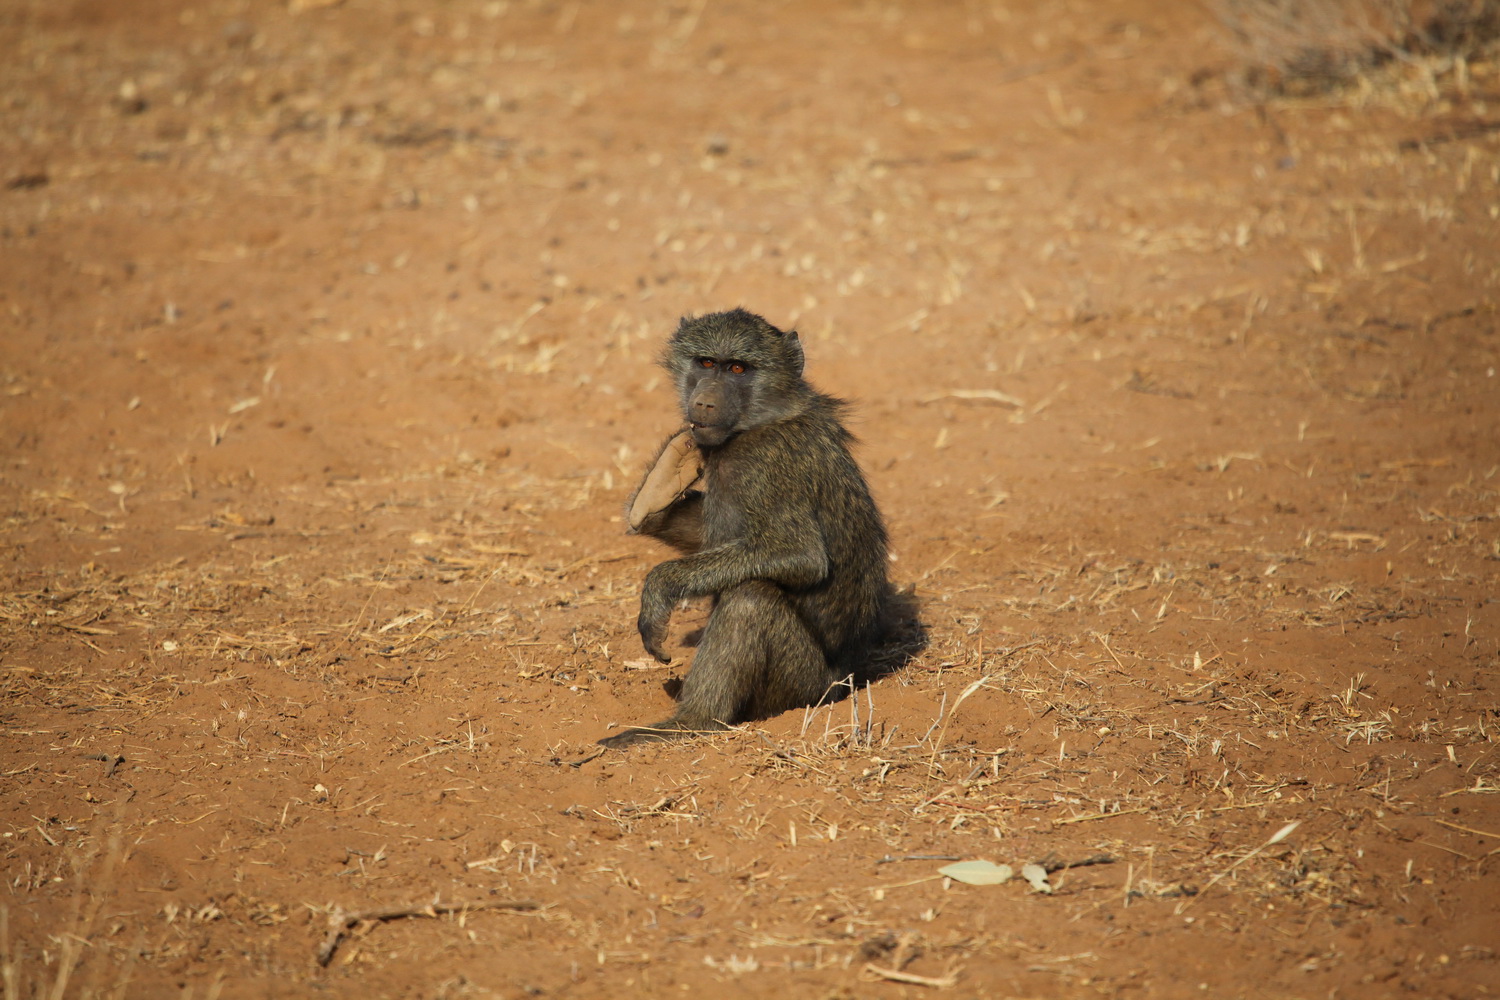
3,1,1498,997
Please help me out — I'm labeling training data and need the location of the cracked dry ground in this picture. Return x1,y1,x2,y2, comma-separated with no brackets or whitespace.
2,1,1498,998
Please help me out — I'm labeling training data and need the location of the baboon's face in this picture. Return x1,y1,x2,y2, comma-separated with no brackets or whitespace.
666,310,807,447
680,355,752,447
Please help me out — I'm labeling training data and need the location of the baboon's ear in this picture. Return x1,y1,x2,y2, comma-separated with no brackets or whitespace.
784,330,805,378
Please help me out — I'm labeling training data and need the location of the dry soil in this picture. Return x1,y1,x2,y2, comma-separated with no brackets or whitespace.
2,1,1498,998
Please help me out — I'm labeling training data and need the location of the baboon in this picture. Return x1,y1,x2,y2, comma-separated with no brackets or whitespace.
599,308,890,748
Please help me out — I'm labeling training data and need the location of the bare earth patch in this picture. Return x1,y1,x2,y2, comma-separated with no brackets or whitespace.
2,1,1497,998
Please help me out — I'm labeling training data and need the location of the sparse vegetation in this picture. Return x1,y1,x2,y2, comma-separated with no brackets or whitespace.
1212,0,1500,94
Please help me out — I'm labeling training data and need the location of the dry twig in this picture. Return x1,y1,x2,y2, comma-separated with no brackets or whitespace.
861,964,960,988
316,898,540,966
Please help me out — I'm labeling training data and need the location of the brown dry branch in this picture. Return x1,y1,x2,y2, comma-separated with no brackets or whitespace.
1432,817,1500,839
862,963,960,988
1053,806,1149,826
919,389,1026,408
316,898,542,967
1035,853,1121,874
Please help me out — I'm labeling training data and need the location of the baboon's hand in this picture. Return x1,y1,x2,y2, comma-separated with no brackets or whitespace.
637,565,678,663
637,605,671,663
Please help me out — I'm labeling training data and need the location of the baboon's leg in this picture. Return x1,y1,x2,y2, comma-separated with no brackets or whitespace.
681,580,830,720
599,581,828,748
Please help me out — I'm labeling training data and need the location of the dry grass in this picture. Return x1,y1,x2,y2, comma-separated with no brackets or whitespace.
1212,0,1500,95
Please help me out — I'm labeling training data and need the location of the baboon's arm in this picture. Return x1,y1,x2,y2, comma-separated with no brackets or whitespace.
636,526,828,662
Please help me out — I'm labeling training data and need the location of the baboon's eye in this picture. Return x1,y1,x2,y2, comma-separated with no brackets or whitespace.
697,357,716,369
728,361,748,375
